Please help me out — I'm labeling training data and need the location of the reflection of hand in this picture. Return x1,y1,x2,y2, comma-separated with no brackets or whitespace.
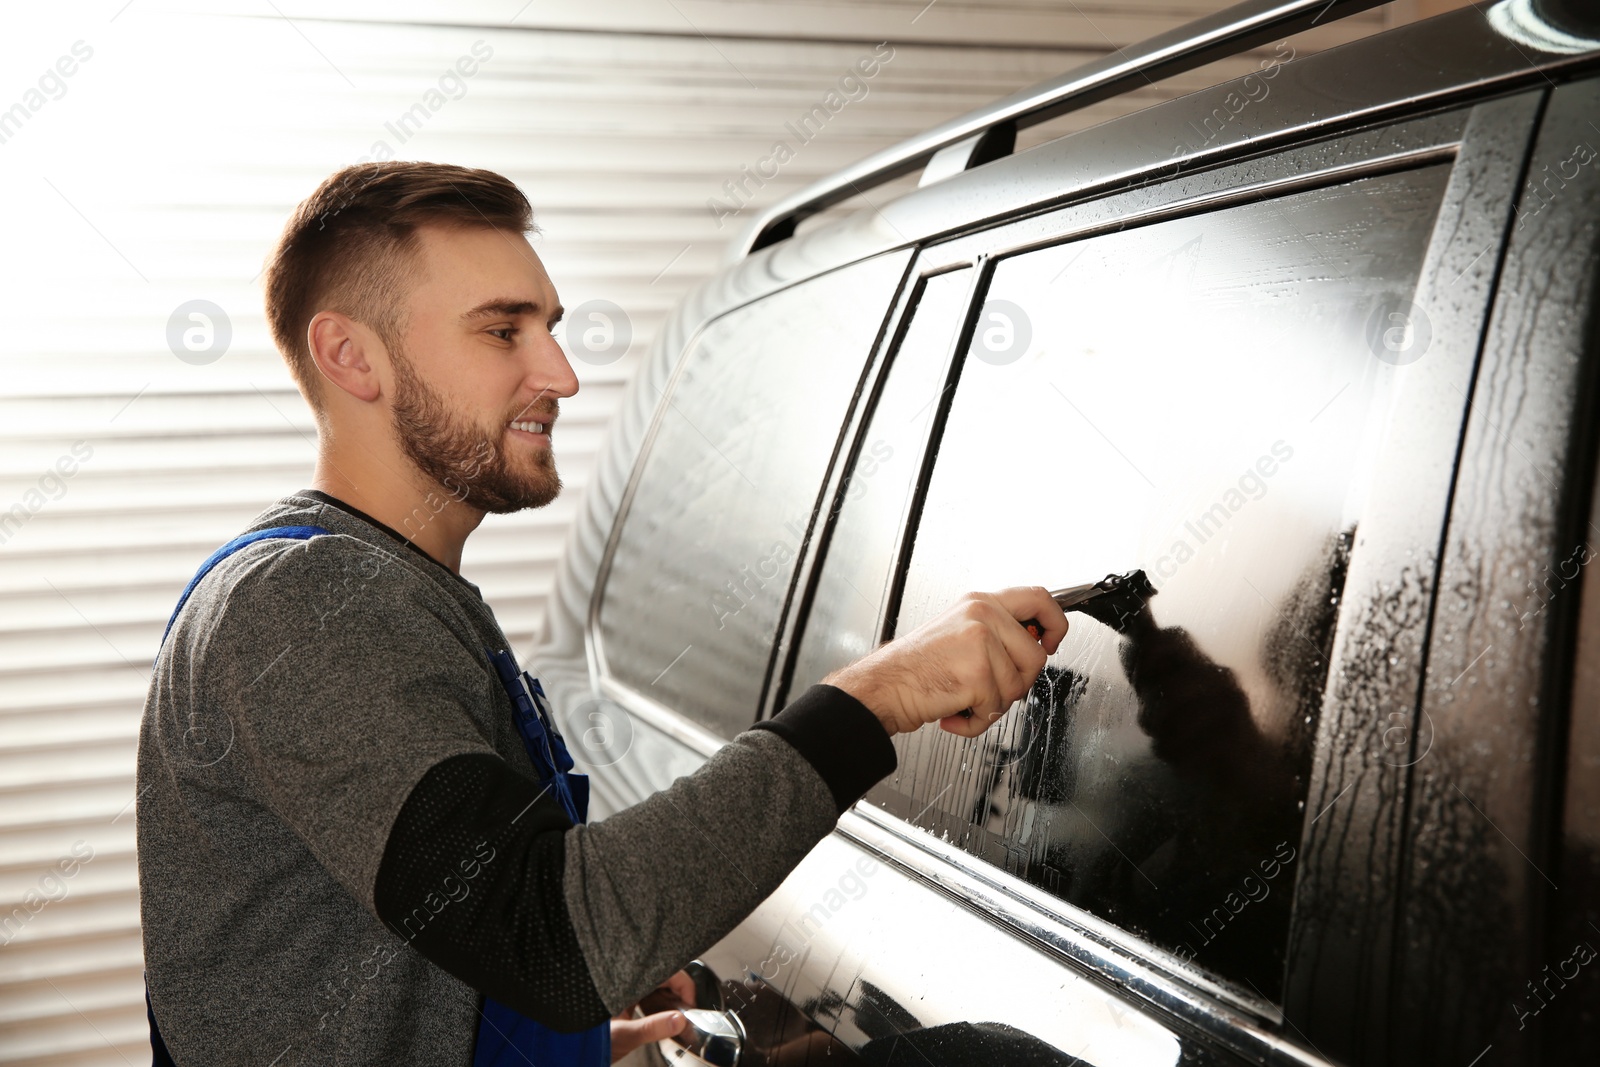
1119,605,1254,765
610,970,695,1062
824,587,1068,738
1117,604,1295,808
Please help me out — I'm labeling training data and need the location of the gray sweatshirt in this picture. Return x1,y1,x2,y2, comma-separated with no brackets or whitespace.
137,490,896,1065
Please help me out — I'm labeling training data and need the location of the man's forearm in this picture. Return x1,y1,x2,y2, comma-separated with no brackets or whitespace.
372,684,895,1027
566,683,895,1014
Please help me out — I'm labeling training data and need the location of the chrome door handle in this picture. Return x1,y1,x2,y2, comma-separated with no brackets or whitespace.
658,1007,746,1066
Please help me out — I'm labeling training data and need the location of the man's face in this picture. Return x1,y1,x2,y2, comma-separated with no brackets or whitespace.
387,223,578,514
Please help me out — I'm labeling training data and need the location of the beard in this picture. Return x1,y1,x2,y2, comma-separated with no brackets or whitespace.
388,348,562,514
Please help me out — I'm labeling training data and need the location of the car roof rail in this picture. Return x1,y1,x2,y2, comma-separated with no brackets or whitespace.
733,0,1391,261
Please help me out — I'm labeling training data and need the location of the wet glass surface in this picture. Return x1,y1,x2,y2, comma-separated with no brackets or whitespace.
868,166,1451,999
599,252,908,740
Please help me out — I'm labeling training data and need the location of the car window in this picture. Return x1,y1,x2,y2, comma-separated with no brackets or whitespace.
855,166,1450,999
787,267,975,694
596,252,909,741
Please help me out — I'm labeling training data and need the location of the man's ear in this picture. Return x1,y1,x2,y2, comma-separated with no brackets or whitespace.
308,311,383,403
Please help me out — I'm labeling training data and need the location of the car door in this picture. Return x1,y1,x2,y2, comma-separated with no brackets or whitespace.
719,92,1543,1067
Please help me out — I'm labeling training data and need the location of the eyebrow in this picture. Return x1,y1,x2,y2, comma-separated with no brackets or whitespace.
461,300,564,323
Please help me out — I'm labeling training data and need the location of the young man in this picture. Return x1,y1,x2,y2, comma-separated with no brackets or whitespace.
136,162,1066,1065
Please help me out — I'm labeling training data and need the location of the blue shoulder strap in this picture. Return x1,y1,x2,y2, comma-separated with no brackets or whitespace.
476,647,607,1067
158,525,330,649
486,648,589,824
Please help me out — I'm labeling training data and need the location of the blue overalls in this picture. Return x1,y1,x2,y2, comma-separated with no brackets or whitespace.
146,526,609,1066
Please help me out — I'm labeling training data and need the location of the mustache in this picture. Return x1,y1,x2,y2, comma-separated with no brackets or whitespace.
507,396,560,424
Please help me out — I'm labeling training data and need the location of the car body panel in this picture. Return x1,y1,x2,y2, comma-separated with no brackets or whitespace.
1390,74,1600,1065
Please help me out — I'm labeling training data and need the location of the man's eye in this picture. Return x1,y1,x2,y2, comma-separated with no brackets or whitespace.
488,328,517,341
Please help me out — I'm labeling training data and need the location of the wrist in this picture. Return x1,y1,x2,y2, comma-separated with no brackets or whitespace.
822,662,900,737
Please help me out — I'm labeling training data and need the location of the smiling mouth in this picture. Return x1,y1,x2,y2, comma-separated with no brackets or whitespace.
509,420,548,435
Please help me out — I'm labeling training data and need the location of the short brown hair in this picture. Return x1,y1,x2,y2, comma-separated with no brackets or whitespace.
264,162,534,414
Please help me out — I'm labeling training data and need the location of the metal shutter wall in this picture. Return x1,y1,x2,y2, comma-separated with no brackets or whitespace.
0,3,1384,1063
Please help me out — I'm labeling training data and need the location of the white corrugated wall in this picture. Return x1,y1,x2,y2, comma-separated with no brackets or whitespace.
0,1,1388,1062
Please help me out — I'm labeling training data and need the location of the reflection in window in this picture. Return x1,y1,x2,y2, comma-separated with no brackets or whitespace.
598,252,908,741
874,167,1450,998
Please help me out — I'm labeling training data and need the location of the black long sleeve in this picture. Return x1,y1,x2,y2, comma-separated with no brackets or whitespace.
373,751,609,1030
372,684,896,1028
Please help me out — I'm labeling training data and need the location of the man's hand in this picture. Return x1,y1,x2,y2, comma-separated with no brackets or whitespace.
610,969,696,1062
823,586,1067,738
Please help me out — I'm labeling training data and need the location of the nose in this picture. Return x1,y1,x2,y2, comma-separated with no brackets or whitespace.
530,327,580,399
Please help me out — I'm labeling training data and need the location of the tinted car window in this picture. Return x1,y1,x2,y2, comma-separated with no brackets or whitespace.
873,167,1451,999
598,252,908,740
789,267,975,692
